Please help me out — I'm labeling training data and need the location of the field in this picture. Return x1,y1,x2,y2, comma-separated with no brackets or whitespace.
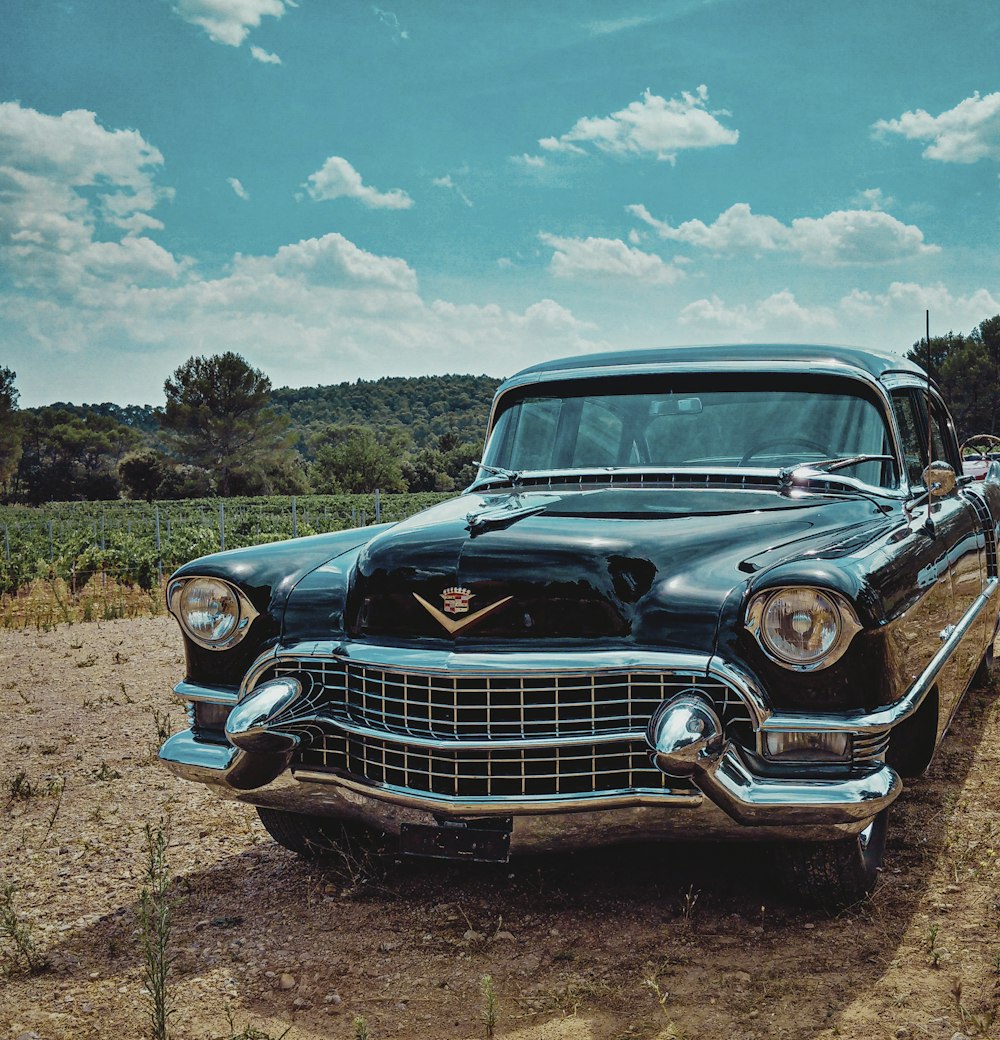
1,617,999,1040
0,495,450,627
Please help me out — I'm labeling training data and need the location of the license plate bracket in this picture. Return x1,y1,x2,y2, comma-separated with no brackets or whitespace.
399,817,512,863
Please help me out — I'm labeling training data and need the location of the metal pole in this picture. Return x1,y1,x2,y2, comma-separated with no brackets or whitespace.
292,496,297,538
3,523,8,562
154,505,163,585
375,488,381,524
48,519,53,561
219,501,225,551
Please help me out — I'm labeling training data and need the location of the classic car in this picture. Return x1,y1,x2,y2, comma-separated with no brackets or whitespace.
159,344,1000,907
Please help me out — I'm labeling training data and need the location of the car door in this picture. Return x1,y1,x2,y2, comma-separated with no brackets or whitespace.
890,388,987,726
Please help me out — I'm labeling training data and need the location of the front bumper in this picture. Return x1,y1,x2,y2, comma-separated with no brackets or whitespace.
160,644,902,848
160,727,898,844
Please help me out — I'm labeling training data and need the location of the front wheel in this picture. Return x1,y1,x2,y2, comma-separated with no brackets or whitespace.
773,809,889,910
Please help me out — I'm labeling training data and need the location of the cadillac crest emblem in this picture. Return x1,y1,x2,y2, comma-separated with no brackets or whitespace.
441,586,474,615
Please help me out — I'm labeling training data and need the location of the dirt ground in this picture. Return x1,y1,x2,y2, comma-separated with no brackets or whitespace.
1,617,998,1040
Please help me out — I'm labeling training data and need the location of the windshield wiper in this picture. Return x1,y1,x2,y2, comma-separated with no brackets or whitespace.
778,454,896,489
468,462,523,491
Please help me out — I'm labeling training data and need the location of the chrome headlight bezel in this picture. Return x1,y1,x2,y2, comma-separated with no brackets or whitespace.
166,576,259,651
745,586,862,671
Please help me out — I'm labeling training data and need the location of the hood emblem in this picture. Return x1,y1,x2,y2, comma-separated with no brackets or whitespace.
441,586,474,615
413,589,513,635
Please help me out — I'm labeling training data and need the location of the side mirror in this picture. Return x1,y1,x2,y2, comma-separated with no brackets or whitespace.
922,461,957,498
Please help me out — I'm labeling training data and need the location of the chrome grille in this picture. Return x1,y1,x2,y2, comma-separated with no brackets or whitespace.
254,656,754,801
269,660,753,742
296,732,683,798
853,728,890,767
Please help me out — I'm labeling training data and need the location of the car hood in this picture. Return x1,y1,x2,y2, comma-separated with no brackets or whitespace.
325,486,890,655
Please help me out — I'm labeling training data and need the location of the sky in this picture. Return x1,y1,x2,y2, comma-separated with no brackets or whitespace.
1,0,999,408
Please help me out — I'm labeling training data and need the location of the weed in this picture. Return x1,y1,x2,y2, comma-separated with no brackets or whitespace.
643,968,686,1040
219,1007,290,1040
681,884,700,920
41,776,65,839
138,820,174,1040
151,708,173,743
353,1016,371,1040
37,743,58,756
0,880,49,975
93,761,122,781
8,771,34,801
926,923,946,968
481,974,499,1040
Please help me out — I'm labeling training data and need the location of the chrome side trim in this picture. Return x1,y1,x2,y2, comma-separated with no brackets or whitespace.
762,575,999,734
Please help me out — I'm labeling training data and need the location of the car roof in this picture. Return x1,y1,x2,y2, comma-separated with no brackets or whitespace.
509,344,925,382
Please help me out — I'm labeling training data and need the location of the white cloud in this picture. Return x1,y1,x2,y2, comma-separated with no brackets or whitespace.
850,187,893,211
840,282,1000,326
304,156,413,210
512,153,547,169
874,91,1000,163
677,283,1000,346
679,291,838,336
172,0,291,47
250,45,282,64
372,6,409,40
540,233,684,285
0,102,181,292
536,86,738,163
629,202,937,265
227,177,250,200
432,174,473,207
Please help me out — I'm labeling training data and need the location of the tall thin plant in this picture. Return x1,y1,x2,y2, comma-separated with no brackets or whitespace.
138,820,174,1040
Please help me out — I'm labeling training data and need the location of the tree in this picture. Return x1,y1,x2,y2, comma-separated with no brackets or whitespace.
906,315,1000,441
310,425,408,493
161,352,295,496
119,450,170,502
0,367,22,494
13,408,141,502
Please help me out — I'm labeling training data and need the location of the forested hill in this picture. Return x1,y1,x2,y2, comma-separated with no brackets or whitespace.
38,373,503,447
270,373,502,447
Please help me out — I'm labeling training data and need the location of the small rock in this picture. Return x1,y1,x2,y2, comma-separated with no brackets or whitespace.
292,997,312,1010
278,973,296,991
951,1033,970,1040
324,992,342,1005
804,923,815,930
895,1029,909,1039
462,929,484,942
492,930,516,942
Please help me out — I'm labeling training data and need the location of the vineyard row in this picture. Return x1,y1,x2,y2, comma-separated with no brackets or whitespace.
0,492,451,595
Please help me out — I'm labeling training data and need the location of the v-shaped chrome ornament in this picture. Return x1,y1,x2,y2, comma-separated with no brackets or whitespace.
412,592,513,634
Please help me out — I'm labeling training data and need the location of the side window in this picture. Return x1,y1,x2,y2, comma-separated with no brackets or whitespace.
891,391,925,487
891,389,960,489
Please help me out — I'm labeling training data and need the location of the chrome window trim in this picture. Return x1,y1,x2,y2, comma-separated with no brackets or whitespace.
482,363,907,497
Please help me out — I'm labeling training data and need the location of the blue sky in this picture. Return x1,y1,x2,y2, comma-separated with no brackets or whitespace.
1,0,999,407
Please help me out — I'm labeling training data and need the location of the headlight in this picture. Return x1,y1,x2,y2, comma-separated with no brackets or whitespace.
745,587,861,670
167,576,259,651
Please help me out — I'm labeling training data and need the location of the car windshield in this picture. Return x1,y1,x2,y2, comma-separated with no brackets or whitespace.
483,374,896,488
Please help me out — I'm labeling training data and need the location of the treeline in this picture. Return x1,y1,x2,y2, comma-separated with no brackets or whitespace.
906,315,1000,442
0,355,501,504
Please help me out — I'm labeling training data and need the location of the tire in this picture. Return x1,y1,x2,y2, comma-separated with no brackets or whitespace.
774,809,889,910
973,641,997,687
255,806,371,858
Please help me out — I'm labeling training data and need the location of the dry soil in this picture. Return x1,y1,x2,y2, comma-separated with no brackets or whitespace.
1,617,998,1040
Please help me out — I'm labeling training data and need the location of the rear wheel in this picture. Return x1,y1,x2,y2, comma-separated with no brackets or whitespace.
255,806,372,858
774,809,889,910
